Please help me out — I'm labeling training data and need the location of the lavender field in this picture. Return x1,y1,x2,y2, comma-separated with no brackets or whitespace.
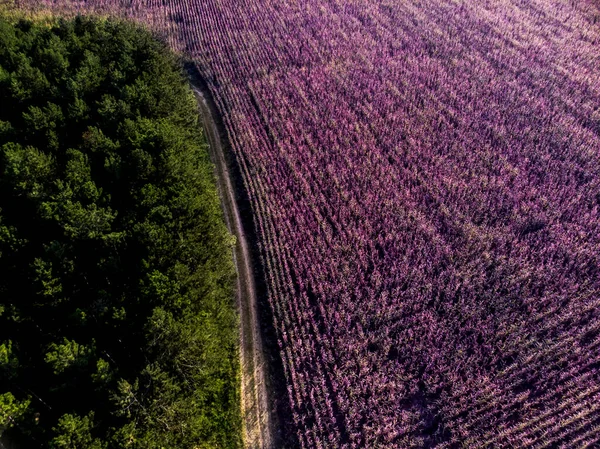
15,0,600,447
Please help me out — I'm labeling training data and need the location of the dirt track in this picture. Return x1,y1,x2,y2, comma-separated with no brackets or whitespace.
193,86,277,449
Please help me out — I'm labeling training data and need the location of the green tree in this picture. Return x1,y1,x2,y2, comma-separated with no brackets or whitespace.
50,412,106,449
45,338,94,375
0,392,30,437
0,15,240,448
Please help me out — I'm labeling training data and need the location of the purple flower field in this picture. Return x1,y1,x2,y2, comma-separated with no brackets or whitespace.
15,0,600,446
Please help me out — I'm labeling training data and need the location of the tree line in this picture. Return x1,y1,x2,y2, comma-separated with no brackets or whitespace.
0,16,241,448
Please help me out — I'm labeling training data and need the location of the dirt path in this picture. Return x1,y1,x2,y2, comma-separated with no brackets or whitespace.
193,86,277,449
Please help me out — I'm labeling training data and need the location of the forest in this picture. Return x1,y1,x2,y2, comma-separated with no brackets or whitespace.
0,16,241,448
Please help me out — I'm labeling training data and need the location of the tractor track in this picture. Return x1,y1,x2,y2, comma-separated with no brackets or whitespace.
193,85,278,449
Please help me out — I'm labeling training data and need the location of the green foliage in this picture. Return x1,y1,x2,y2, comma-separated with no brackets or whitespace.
91,358,113,385
0,340,19,379
0,392,30,435
0,16,240,448
45,338,94,375
1,142,54,197
50,412,107,449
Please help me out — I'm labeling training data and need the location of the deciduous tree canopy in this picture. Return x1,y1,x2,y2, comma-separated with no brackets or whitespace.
0,16,240,449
